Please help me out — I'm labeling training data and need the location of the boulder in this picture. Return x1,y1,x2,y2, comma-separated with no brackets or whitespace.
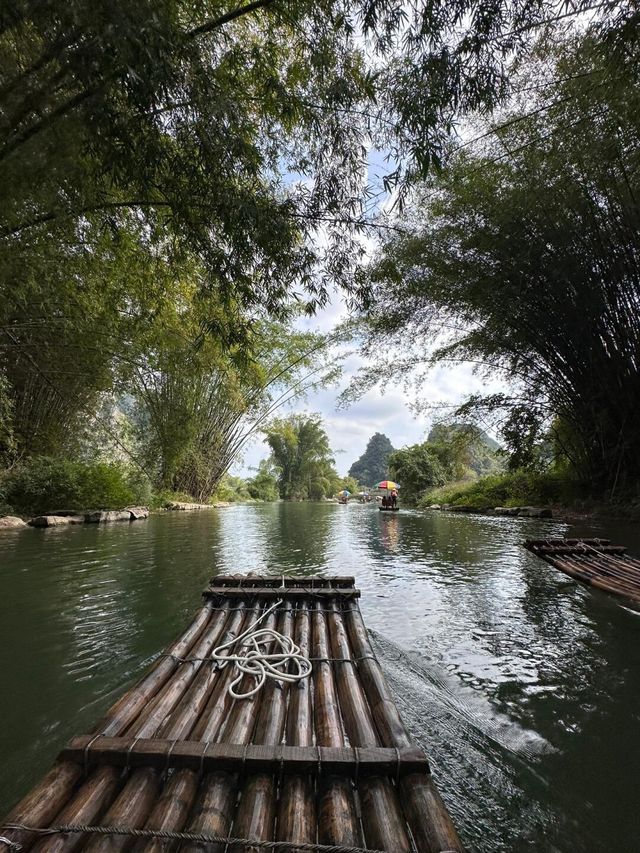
517,506,553,519
30,515,85,527
165,502,216,511
0,515,27,529
428,504,441,510
494,506,520,516
125,506,149,520
43,510,82,517
84,510,132,523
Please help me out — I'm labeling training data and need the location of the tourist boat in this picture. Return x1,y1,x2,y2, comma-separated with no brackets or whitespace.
1,575,462,853
376,480,401,512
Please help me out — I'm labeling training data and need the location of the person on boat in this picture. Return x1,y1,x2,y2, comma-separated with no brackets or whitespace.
390,489,398,508
382,495,388,509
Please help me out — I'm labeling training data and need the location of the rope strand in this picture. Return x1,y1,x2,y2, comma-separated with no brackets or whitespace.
212,598,312,699
0,823,387,853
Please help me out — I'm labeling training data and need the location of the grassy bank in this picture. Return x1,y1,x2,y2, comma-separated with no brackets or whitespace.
419,470,640,519
421,471,579,511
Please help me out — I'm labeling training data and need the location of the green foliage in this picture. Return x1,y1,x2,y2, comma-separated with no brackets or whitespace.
347,433,394,487
247,460,279,502
387,423,503,503
420,470,580,510
2,457,150,515
211,476,251,503
427,423,503,479
337,476,360,496
4,0,610,328
265,414,337,501
149,489,195,510
356,33,640,495
388,443,447,504
130,296,340,501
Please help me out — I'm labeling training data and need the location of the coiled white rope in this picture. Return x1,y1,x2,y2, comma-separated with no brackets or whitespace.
212,599,312,699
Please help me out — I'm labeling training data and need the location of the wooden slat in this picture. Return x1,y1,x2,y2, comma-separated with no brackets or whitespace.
203,587,361,600
59,737,429,777
209,575,355,588
528,544,626,556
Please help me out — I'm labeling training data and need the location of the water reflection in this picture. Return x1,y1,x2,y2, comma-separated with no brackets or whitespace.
1,504,640,851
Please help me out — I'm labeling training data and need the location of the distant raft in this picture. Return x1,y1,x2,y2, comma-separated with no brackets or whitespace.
1,574,462,853
525,537,640,607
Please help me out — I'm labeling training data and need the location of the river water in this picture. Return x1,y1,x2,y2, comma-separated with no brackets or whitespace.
1,504,639,851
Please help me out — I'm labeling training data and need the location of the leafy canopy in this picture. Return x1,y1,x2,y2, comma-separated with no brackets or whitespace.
265,413,337,500
355,31,640,494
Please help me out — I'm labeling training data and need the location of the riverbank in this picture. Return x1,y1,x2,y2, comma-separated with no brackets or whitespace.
0,501,234,531
419,470,640,523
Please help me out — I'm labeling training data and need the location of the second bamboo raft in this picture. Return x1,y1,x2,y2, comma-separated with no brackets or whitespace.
526,537,640,607
1,574,462,853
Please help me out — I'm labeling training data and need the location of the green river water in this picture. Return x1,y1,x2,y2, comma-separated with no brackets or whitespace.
1,503,639,851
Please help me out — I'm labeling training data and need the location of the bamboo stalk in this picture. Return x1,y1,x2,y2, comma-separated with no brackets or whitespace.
125,605,231,739
96,605,214,738
157,603,245,741
33,607,233,853
228,606,293,853
4,607,216,853
326,603,411,853
277,607,316,853
344,603,463,853
2,764,85,853
130,603,260,853
181,604,278,853
130,770,199,853
82,768,161,853
311,604,362,850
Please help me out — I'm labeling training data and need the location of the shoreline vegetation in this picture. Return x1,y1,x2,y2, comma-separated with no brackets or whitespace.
4,425,640,532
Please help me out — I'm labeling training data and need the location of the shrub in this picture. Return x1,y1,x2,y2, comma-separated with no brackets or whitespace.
419,470,580,509
211,475,251,503
3,456,152,515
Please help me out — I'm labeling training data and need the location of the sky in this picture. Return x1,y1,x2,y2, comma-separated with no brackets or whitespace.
231,147,509,478
232,292,507,478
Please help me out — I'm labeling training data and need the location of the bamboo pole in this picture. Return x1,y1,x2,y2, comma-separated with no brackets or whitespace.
311,603,362,850
157,603,246,741
326,602,412,853
276,607,316,853
6,607,217,853
344,603,463,853
31,607,232,853
228,606,294,853
126,605,254,853
181,604,278,853
95,605,214,738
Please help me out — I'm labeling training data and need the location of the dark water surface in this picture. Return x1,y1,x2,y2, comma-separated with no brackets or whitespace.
1,504,639,851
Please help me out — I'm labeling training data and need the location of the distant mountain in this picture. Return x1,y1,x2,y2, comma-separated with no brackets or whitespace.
348,433,395,487
427,423,503,477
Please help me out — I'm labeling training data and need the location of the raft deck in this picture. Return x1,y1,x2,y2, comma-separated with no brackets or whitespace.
526,538,640,606
1,575,462,853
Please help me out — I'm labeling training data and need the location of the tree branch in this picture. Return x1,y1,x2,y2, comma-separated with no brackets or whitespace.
186,0,278,39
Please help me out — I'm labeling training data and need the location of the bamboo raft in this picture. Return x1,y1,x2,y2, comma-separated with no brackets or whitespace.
525,538,640,607
1,575,462,853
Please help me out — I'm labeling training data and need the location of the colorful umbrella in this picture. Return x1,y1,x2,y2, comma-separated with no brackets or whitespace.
339,489,351,497
376,480,399,490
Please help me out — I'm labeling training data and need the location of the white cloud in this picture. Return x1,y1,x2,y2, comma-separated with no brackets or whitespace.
232,293,509,477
